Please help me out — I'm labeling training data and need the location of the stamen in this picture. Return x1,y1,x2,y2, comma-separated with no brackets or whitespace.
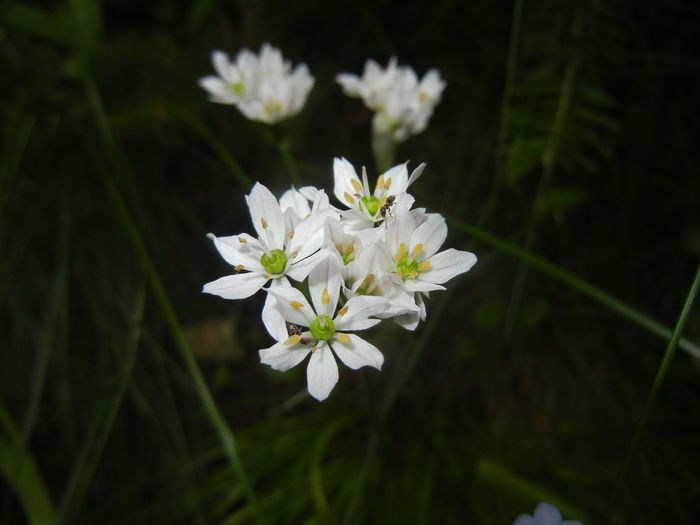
350,179,363,193
418,261,431,271
289,301,304,309
261,218,268,229
310,346,318,353
336,333,351,344
290,250,299,259
288,230,294,239
338,306,348,317
346,242,355,255
376,174,385,191
409,270,419,279
384,177,392,190
412,244,423,257
378,195,388,208
234,265,245,271
344,192,356,205
238,237,247,243
322,288,330,305
283,335,301,345
396,243,408,261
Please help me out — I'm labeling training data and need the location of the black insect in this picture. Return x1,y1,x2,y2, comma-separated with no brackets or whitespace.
379,195,396,220
286,322,304,336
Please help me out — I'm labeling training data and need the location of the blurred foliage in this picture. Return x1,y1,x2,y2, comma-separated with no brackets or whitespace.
1,0,700,524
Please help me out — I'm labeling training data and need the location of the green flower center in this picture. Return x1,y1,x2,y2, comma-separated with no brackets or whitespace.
396,255,419,281
361,195,380,216
260,249,287,275
230,82,245,95
309,315,335,340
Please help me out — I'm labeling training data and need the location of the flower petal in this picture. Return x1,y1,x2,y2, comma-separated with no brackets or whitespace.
410,215,447,259
333,158,363,208
534,503,563,524
209,233,264,271
307,345,339,401
513,516,537,525
246,182,286,249
265,284,316,326
375,162,408,198
259,341,310,372
421,248,477,284
334,295,387,331
308,254,342,316
262,278,290,341
286,248,327,282
331,334,383,370
202,272,268,300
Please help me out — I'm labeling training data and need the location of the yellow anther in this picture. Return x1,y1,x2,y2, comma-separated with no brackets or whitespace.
396,243,408,261
350,178,363,193
378,195,388,208
346,242,355,255
290,250,299,259
322,288,330,305
289,301,304,309
344,192,356,205
261,218,268,229
338,306,349,317
384,177,392,190
310,346,318,353
396,270,404,278
418,261,431,272
288,230,294,239
238,237,247,243
409,270,419,279
335,243,344,254
263,274,271,279
376,175,385,191
234,265,245,271
283,335,301,345
419,90,428,102
412,244,424,257
336,333,351,344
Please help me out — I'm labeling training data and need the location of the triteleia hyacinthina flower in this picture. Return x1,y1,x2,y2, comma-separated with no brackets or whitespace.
199,43,314,124
336,57,445,142
514,502,584,525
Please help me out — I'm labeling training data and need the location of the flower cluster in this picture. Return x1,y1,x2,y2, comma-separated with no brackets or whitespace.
514,503,584,525
203,159,477,401
199,43,314,124
336,57,446,142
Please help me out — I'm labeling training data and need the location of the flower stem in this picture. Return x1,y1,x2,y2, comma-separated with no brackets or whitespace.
371,130,396,173
603,264,700,523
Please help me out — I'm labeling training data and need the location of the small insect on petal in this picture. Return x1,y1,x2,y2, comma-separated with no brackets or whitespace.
284,335,301,345
344,192,356,205
322,288,330,305
336,333,351,344
289,301,304,309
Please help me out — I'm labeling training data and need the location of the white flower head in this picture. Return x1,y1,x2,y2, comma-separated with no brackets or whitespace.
514,503,583,525
336,57,446,142
332,157,425,232
199,43,314,124
259,255,387,401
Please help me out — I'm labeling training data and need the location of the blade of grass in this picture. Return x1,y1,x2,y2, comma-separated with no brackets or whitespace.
56,284,145,524
449,218,700,359
0,401,56,525
603,264,700,523
81,74,263,522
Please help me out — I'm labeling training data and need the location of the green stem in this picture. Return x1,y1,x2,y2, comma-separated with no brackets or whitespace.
277,135,303,187
603,264,700,523
371,130,396,174
449,218,700,359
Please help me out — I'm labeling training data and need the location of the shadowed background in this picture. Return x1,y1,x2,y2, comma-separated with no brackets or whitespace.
1,0,700,523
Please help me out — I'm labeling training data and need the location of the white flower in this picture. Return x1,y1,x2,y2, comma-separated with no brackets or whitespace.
332,157,425,233
259,256,387,401
514,503,583,525
199,43,314,124
336,57,446,142
202,182,329,306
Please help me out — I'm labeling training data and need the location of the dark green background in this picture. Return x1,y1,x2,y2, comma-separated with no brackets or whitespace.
2,1,699,523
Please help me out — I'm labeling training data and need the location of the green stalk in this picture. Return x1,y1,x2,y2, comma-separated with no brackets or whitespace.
603,264,700,523
276,135,303,187
81,75,263,522
449,218,700,359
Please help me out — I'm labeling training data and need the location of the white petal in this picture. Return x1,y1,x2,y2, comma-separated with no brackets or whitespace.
513,516,537,525
376,162,408,197
202,272,268,300
287,211,330,261
385,208,415,256
407,163,426,188
259,341,310,372
308,254,342,316
286,248,327,282
410,215,447,259
403,279,445,293
534,503,563,524
307,345,339,401
334,295,387,331
392,310,421,330
245,183,286,249
210,233,264,271
265,284,316,326
421,249,477,284
262,279,289,341
331,334,383,370
332,158,362,208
